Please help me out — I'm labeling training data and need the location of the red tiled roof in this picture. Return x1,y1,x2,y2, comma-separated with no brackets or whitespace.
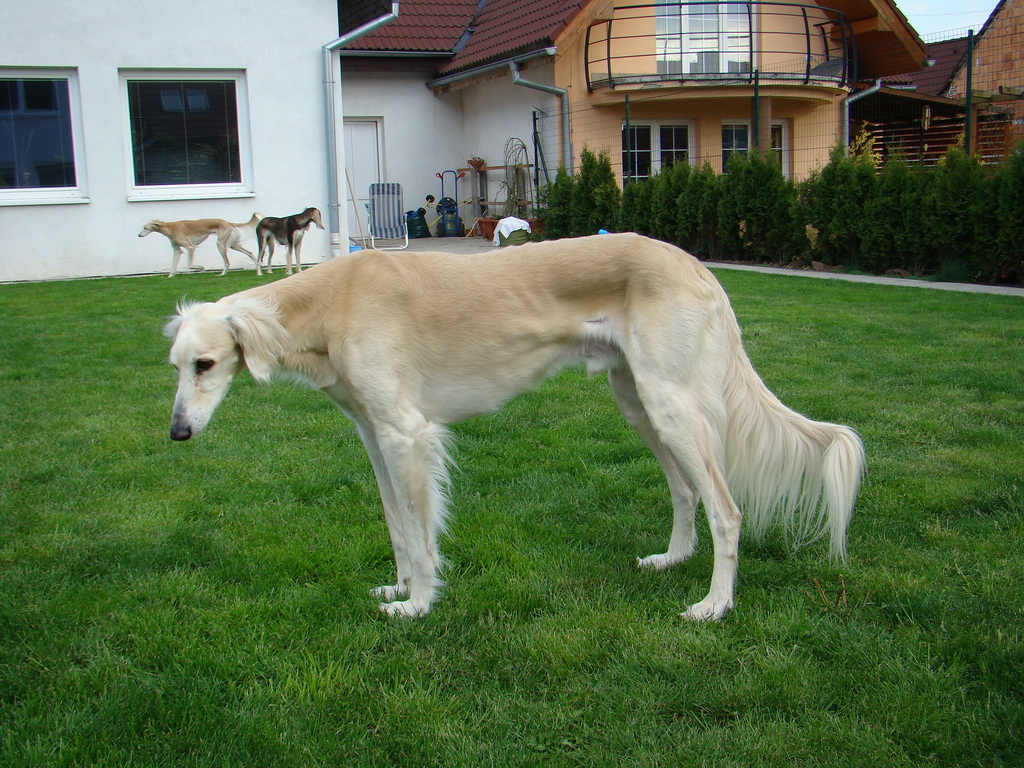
884,37,968,96
343,0,585,74
345,0,481,54
439,0,585,74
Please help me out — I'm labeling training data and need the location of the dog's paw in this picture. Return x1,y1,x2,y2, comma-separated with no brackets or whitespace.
637,553,684,570
370,584,408,602
681,597,732,622
379,599,429,618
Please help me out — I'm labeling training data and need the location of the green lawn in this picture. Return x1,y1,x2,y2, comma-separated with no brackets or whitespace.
1,268,1021,766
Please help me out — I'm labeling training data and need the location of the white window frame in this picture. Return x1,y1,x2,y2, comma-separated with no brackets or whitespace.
121,69,254,202
622,120,695,181
0,67,88,207
721,119,790,176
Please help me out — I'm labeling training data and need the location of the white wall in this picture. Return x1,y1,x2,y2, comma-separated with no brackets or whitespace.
1,0,342,281
340,61,557,226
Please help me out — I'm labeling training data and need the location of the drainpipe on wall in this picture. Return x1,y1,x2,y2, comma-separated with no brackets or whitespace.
322,3,400,258
508,57,573,174
842,78,882,154
427,48,572,173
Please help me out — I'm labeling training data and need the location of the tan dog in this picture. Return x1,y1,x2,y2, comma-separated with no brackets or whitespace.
139,214,262,277
164,234,865,620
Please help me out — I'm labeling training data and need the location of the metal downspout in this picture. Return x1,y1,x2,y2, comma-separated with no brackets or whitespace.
322,3,400,257
843,78,881,153
508,56,573,173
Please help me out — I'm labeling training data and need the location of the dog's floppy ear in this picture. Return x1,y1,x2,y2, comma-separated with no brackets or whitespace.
225,298,289,383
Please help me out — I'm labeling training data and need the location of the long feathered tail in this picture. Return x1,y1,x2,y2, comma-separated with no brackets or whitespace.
720,312,866,560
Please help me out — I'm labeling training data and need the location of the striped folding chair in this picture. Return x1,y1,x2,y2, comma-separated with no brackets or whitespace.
368,182,409,250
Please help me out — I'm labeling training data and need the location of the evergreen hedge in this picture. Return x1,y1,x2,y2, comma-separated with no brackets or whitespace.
538,144,1024,284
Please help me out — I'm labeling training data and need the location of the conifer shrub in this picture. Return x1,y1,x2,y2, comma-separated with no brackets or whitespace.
717,151,799,263
798,145,878,267
650,162,688,243
992,144,1024,283
570,148,619,237
675,162,722,260
920,149,988,281
538,166,574,241
860,155,927,275
619,177,653,237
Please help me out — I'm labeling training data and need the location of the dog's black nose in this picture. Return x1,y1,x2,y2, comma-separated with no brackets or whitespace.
170,424,192,441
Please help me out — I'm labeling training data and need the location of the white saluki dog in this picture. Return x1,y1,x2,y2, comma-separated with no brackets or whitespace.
140,214,263,277
165,233,865,620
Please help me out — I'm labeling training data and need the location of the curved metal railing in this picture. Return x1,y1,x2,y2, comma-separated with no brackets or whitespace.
585,2,855,91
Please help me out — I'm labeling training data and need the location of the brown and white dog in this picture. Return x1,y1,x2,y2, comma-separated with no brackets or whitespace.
139,214,262,277
164,234,865,621
255,207,324,276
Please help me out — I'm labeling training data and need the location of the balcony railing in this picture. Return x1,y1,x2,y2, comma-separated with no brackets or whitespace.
586,2,855,92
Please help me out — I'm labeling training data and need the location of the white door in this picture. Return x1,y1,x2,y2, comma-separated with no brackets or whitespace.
343,119,382,244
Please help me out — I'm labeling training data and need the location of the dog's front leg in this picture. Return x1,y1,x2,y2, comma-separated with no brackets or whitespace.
353,422,413,603
169,243,183,277
292,232,304,273
372,420,451,618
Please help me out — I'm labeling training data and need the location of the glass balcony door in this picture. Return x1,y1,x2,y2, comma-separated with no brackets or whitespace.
657,3,752,76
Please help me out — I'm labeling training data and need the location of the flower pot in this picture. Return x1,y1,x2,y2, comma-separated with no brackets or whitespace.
477,217,499,240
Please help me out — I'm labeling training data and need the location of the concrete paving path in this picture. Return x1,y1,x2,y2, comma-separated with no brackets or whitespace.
398,235,1024,297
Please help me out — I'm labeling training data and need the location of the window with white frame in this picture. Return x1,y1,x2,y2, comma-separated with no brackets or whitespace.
622,122,693,181
123,72,252,199
722,120,788,173
657,3,752,76
0,69,86,205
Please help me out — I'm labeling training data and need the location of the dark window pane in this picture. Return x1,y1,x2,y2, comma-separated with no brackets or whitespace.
127,80,241,186
622,125,652,180
722,123,748,167
660,124,689,167
0,78,76,189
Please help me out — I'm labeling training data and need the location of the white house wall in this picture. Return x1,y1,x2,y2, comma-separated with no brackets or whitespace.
1,0,341,281
340,62,556,226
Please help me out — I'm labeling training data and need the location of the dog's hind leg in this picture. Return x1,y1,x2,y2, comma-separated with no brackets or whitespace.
634,377,742,621
263,240,276,274
230,241,257,268
215,239,231,276
254,233,266,276
609,366,699,570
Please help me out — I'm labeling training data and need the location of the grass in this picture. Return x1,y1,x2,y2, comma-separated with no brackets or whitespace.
1,268,1022,767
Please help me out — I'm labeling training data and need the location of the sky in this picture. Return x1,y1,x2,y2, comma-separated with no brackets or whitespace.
895,0,998,39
